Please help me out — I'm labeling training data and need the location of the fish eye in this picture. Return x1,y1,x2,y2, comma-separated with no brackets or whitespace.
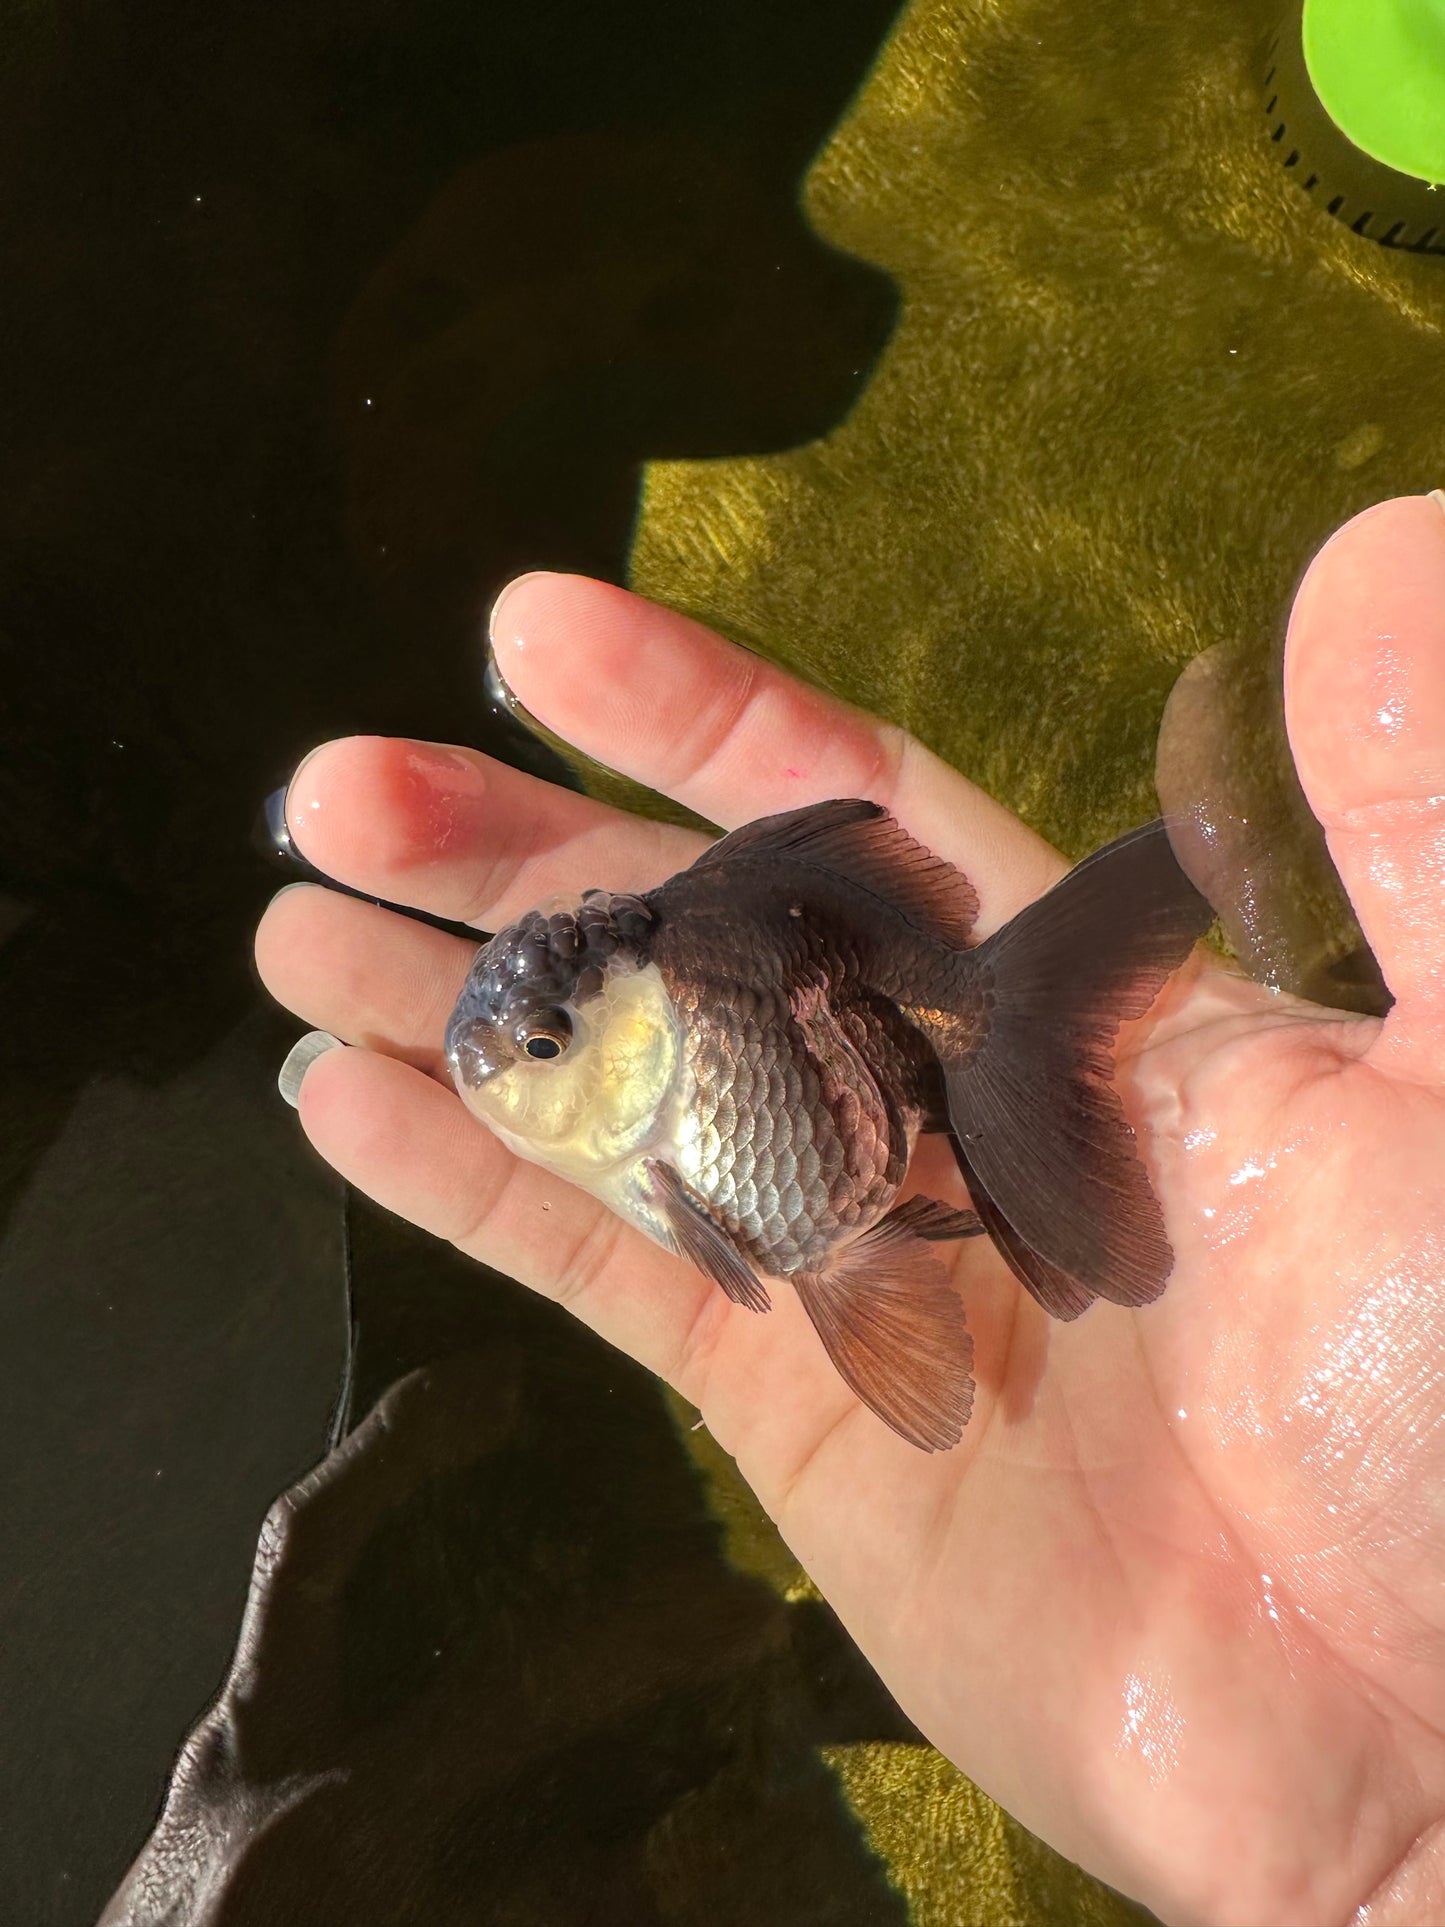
516,1008,572,1061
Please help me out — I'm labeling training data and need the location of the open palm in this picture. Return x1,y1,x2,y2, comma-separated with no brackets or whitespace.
257,494,1445,1927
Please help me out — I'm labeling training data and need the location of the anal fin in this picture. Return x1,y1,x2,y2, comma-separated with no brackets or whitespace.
792,1201,975,1452
644,1160,771,1314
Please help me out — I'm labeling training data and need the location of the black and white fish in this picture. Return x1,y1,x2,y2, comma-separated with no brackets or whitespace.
446,802,1210,1450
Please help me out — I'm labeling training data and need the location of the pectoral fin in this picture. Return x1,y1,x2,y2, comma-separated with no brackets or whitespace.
792,1200,975,1451
644,1159,771,1313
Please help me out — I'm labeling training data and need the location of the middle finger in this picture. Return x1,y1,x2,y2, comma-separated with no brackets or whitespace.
284,734,709,929
256,883,478,1073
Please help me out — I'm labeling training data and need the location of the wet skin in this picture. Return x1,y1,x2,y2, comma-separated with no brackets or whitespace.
257,494,1445,1927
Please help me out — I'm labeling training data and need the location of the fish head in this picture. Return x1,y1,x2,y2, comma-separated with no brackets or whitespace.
445,891,682,1176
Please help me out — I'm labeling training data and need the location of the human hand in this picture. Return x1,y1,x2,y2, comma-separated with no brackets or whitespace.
256,493,1445,1927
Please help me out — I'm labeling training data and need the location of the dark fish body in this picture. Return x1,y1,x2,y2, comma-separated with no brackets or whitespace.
446,803,1211,1450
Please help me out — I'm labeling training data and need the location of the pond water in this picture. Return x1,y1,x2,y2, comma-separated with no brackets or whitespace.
0,3,911,1921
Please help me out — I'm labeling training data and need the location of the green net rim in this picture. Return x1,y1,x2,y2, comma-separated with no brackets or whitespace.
1303,0,1445,183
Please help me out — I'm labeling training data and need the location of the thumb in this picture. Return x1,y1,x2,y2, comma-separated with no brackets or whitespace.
1285,492,1445,1065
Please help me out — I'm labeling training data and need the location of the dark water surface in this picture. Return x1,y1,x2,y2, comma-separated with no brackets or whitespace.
0,3,906,1920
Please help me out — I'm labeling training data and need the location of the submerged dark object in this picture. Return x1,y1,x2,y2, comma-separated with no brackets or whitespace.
100,1328,917,1927
1156,640,1392,1018
447,802,1212,1451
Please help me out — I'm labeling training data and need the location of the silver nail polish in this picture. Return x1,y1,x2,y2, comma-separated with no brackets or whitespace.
279,1030,344,1107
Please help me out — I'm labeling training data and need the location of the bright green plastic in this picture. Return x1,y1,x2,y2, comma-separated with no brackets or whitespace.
1303,0,1445,182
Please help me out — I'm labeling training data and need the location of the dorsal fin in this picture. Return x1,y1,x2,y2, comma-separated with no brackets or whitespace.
693,800,979,949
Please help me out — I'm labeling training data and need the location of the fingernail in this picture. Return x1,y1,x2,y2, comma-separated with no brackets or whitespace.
1429,489,1445,520
264,783,292,850
254,783,303,866
255,769,334,881
484,574,551,724
487,571,551,651
282,740,342,855
279,1030,344,1107
487,574,566,732
287,741,329,798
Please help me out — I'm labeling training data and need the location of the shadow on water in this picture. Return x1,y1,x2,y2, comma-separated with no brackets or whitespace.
0,0,906,1920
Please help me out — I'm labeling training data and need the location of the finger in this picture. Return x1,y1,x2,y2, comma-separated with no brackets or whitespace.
294,1040,940,1487
285,735,707,928
1284,492,1445,1061
295,1040,723,1392
490,573,1065,929
292,1042,933,1493
256,884,476,1074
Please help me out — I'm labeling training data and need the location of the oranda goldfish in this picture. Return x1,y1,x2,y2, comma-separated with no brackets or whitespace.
445,801,1210,1450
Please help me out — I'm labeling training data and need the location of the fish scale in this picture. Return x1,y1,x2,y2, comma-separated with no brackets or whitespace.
663,965,907,1275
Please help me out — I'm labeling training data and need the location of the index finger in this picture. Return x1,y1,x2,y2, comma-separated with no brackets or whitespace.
491,574,1065,931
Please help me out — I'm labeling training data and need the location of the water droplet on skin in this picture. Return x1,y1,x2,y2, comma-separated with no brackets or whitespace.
1114,1669,1185,1787
1259,1573,1283,1625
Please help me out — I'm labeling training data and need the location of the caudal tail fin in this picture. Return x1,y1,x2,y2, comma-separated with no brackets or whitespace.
936,820,1212,1320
